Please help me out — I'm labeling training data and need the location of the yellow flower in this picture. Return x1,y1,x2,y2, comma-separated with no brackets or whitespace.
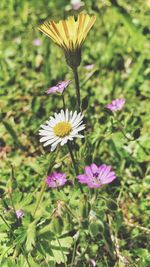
38,13,96,52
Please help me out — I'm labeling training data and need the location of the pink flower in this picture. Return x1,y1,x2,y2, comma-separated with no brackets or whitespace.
46,80,71,95
71,0,84,10
106,98,125,112
77,164,116,188
16,209,24,219
33,39,42,46
46,172,67,188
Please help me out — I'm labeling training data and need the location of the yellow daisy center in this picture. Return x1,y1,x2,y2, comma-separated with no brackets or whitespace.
53,122,72,137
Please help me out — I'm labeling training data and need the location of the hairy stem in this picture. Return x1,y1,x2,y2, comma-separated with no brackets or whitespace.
62,93,66,110
73,67,81,112
67,142,83,193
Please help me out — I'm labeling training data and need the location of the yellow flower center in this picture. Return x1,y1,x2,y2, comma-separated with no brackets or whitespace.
53,122,72,137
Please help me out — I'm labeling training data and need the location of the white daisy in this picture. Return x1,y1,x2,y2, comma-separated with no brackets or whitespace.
39,109,85,151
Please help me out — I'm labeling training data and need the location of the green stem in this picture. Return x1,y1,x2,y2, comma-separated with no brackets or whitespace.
62,93,66,110
102,233,115,260
33,151,59,217
63,203,79,221
73,67,81,112
114,115,134,141
0,214,11,229
71,240,77,267
67,142,83,193
33,181,46,217
67,143,78,175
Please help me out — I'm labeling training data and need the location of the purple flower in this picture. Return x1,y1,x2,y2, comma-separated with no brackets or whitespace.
33,39,42,46
46,172,67,188
16,209,24,219
46,80,71,95
77,164,116,188
106,98,125,112
71,0,84,10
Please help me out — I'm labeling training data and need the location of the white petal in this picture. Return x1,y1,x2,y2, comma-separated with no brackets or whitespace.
65,109,69,122
51,145,56,152
72,120,83,128
72,125,85,133
40,135,55,142
48,119,56,127
75,134,84,138
69,111,77,124
72,113,83,126
51,138,61,149
60,110,65,121
43,137,60,147
40,125,52,131
69,111,73,118
61,136,69,146
39,130,54,135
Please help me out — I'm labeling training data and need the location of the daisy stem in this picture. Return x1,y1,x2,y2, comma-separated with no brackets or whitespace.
67,142,83,193
73,67,81,112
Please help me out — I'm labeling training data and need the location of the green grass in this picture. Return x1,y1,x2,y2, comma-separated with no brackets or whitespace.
0,0,150,266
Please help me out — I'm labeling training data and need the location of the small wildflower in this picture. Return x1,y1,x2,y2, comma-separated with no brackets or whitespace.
106,98,125,112
39,109,85,151
84,64,95,70
16,209,24,219
71,0,84,10
77,163,116,188
46,172,67,188
46,80,71,95
33,38,42,46
38,13,96,68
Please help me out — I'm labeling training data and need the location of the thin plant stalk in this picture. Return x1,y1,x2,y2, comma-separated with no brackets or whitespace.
0,214,11,229
67,142,83,193
71,240,77,267
73,67,81,112
33,180,47,217
33,150,59,217
62,93,66,110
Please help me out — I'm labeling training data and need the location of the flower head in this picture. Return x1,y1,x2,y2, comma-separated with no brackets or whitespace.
71,0,84,10
38,13,96,68
106,98,125,112
33,38,42,46
77,163,116,188
16,209,24,219
46,172,67,188
39,109,85,151
38,13,96,52
46,80,71,95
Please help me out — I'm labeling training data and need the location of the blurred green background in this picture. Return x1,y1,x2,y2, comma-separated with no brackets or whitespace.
0,0,150,266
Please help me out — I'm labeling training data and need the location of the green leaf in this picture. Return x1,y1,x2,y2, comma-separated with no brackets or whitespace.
2,120,26,151
26,222,36,252
49,237,73,264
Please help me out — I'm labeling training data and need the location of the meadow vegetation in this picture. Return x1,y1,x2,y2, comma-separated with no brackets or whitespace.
0,0,150,266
